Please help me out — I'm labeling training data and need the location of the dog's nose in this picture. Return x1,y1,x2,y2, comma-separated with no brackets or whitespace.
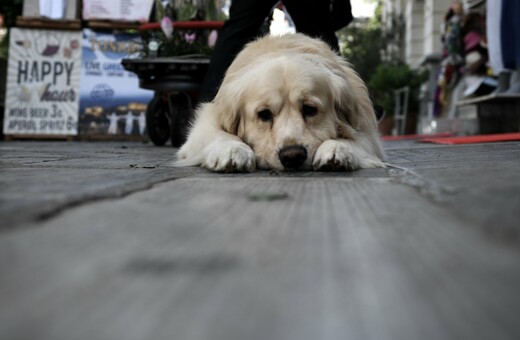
278,145,307,169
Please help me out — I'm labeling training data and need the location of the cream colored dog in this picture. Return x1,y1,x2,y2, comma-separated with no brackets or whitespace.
176,33,385,172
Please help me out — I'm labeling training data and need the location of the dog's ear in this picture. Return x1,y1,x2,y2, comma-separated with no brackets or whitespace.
330,64,379,140
212,78,243,135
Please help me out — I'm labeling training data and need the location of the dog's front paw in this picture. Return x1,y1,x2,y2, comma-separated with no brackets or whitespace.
204,140,256,172
313,140,385,171
313,140,359,171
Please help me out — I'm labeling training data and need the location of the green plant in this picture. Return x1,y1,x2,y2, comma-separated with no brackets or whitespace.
0,32,7,59
0,0,24,59
338,23,384,83
337,2,385,83
142,0,216,57
368,63,428,115
338,1,428,117
140,26,213,57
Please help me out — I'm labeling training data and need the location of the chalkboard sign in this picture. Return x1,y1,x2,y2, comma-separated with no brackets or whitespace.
3,28,82,136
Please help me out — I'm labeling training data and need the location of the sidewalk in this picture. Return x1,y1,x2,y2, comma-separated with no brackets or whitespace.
1,140,520,340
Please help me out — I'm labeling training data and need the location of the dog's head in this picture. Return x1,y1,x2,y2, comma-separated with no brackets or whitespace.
210,34,379,170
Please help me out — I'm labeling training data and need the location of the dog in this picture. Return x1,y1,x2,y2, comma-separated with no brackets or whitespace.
176,33,385,172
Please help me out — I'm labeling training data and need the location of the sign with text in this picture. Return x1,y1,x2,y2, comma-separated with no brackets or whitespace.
23,0,80,20
3,28,82,135
79,29,153,137
83,0,154,21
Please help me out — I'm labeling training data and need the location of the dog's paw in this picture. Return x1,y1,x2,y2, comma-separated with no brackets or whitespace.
313,140,359,171
204,140,256,172
313,140,385,171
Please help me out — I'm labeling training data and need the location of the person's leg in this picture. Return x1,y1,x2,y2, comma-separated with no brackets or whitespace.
199,0,278,102
283,0,339,51
501,0,520,70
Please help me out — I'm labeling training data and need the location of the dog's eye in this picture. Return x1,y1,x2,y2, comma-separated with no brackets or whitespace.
302,104,318,117
257,109,273,122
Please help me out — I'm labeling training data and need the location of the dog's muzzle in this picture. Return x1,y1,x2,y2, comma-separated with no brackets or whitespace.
278,145,307,169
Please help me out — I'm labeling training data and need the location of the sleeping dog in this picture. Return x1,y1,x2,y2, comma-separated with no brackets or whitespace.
176,33,385,172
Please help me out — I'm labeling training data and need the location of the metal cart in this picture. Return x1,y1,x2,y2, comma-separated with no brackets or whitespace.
122,21,223,147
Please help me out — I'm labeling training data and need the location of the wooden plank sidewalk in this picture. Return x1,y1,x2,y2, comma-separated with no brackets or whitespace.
1,140,520,340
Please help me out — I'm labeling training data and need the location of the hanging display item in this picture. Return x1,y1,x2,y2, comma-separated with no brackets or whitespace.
83,0,154,22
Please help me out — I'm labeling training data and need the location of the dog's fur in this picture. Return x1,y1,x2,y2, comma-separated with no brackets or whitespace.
176,33,385,172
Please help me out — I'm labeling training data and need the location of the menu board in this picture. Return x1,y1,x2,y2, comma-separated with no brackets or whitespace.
78,29,153,137
3,28,82,135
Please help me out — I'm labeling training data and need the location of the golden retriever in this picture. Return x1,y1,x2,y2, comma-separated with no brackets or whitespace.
176,33,385,172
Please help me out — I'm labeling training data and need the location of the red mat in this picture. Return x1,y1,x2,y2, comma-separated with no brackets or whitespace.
420,132,520,145
382,132,455,141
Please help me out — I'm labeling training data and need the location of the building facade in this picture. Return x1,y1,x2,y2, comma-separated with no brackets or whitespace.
382,0,452,68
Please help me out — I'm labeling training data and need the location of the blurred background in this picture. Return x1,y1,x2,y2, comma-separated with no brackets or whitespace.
0,1,518,142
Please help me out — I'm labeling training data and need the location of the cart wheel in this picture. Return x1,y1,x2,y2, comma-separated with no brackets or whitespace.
146,95,170,146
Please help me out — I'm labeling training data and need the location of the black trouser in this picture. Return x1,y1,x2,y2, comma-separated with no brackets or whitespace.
199,0,341,102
